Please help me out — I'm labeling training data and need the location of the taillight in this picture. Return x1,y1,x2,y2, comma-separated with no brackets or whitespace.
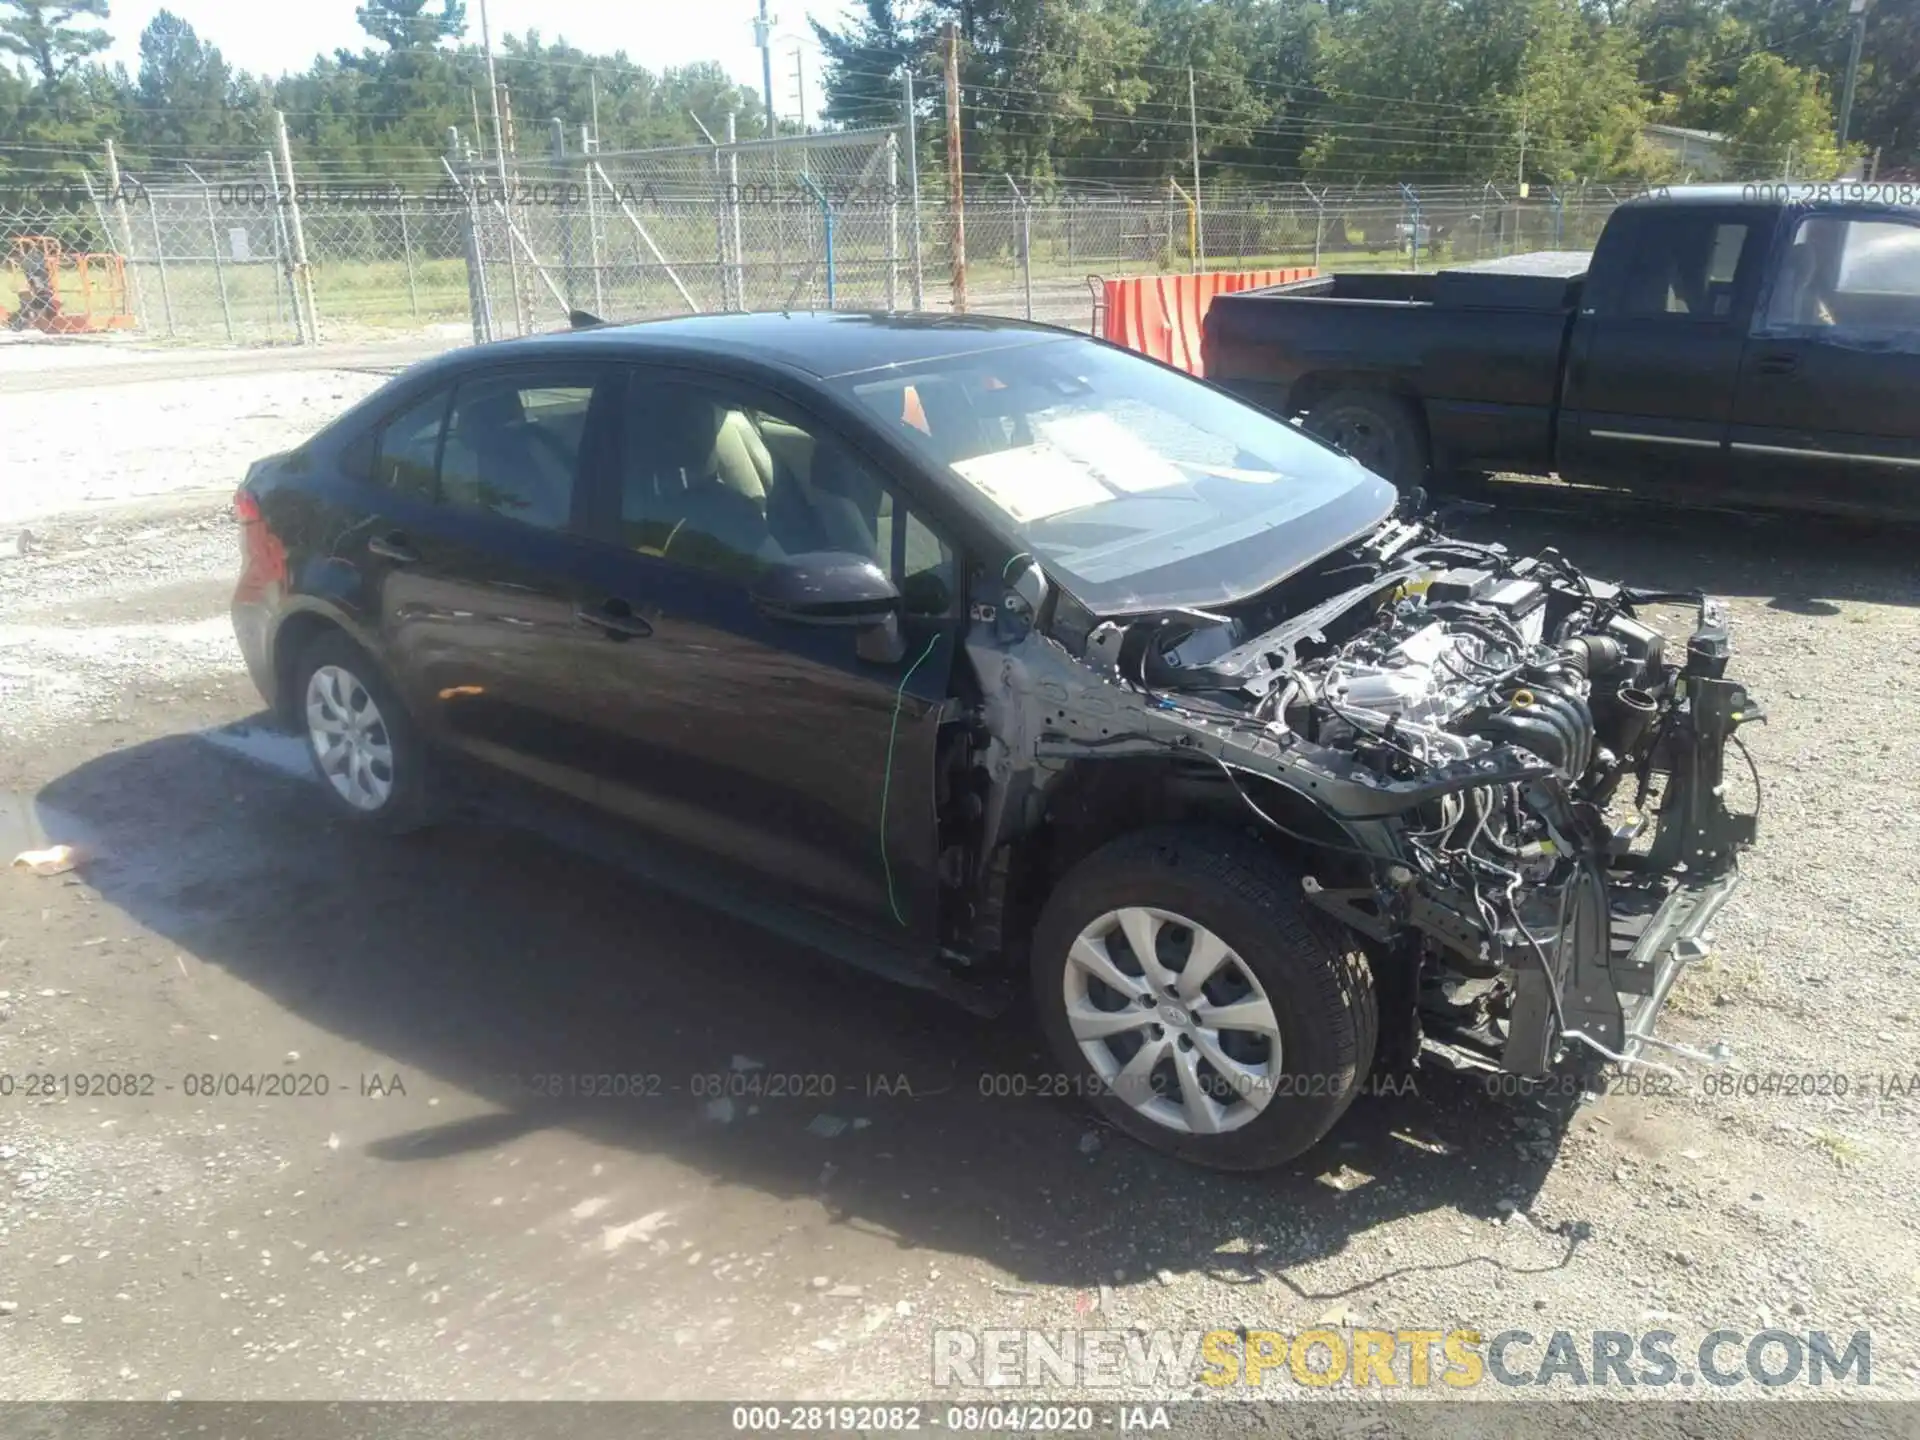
232,485,286,600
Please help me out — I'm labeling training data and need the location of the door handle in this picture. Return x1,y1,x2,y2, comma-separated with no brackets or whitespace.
1754,352,1799,376
575,600,653,639
367,532,418,563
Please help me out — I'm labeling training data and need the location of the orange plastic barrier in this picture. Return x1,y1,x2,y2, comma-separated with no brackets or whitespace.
1097,267,1316,377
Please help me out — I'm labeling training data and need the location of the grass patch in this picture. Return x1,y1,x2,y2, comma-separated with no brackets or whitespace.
1812,1130,1865,1168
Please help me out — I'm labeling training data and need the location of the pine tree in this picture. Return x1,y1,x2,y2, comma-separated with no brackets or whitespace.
131,10,256,158
0,0,112,86
811,0,915,130
355,0,466,51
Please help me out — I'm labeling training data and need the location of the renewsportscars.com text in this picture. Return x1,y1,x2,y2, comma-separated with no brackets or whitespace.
931,1327,1872,1390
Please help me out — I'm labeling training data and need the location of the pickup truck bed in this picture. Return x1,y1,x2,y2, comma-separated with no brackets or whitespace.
1207,254,1592,477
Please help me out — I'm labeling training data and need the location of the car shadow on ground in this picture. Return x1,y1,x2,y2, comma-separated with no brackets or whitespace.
38,729,1585,1301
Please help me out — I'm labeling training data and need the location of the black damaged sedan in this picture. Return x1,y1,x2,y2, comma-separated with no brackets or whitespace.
232,312,1760,1170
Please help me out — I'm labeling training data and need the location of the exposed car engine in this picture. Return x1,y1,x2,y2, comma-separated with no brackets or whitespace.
985,516,1763,1079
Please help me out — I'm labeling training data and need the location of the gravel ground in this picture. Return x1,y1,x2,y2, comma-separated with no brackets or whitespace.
0,360,392,528
0,348,1916,1412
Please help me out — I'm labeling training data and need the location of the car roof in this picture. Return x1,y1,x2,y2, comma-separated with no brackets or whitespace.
480,310,1079,380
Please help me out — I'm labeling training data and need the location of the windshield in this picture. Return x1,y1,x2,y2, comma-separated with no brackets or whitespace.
837,338,1395,613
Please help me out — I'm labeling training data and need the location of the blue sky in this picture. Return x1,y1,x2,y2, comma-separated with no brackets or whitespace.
101,0,842,116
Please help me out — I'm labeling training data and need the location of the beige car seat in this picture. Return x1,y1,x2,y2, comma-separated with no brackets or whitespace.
712,409,773,509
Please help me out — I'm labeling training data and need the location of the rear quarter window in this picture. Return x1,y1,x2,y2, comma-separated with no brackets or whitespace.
371,389,452,500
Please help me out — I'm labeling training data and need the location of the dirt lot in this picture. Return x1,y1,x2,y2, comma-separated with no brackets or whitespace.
0,341,1917,1406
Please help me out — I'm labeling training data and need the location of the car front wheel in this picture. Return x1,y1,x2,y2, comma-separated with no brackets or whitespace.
1031,826,1377,1171
293,630,436,833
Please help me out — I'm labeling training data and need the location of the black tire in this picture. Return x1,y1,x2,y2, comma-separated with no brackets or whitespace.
1303,388,1429,490
290,630,438,834
1030,825,1377,1171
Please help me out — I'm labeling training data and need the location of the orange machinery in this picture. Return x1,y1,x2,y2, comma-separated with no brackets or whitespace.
3,235,135,333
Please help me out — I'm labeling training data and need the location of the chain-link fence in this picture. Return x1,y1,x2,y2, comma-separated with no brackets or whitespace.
2,158,478,344
2,128,1635,347
455,126,912,341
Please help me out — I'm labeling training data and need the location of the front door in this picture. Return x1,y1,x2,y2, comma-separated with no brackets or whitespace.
1729,209,1920,517
566,366,963,940
1559,205,1767,500
360,362,615,804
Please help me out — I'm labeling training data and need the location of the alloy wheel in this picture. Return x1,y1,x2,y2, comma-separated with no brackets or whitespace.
305,664,395,812
1063,906,1283,1135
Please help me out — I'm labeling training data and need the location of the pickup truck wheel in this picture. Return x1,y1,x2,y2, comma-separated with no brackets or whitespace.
1303,390,1428,490
1031,826,1377,1171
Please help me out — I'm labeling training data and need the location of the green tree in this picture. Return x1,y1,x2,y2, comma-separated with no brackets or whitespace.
811,0,915,130
355,0,466,51
128,10,259,158
1847,0,1918,168
0,3,119,182
1306,0,1658,183
1629,0,1912,169
0,63,31,178
1102,0,1293,185
1716,51,1844,177
0,0,111,86
902,0,1154,181
1227,0,1328,179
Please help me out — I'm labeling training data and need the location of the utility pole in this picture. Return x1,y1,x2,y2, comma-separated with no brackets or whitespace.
274,109,319,344
477,0,510,197
499,78,527,336
1838,0,1868,149
944,22,966,313
902,68,924,309
792,47,807,133
1516,102,1527,194
590,70,601,150
103,138,144,330
755,0,777,137
1188,66,1204,274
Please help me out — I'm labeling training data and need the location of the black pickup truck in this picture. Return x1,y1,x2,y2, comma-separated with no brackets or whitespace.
1203,184,1920,517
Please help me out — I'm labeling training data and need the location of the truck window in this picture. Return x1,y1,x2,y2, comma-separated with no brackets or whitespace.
1616,217,1750,319
1762,215,1920,335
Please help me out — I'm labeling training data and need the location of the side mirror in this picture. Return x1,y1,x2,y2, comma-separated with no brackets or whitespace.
749,551,901,626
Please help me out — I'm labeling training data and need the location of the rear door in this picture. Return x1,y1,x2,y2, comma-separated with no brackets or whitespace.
1559,204,1768,498
1729,208,1920,516
563,365,964,940
357,360,616,802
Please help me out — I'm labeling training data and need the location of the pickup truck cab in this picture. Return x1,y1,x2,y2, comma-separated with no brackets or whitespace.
1203,184,1920,517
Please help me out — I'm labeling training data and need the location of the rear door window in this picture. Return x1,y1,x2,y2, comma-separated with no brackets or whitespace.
1614,215,1753,319
439,372,597,531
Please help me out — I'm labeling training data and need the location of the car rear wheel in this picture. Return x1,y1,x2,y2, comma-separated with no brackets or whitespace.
293,631,436,833
1031,826,1376,1171
1303,389,1428,491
